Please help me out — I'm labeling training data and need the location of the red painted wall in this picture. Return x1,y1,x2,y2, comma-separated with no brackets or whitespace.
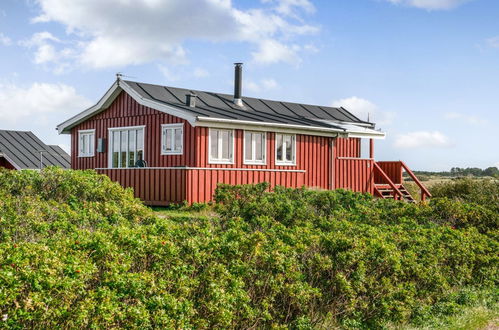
73,90,372,204
0,157,15,170
72,91,195,169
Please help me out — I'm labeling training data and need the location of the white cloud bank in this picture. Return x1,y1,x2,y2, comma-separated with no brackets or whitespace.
246,78,280,93
385,0,473,10
28,0,318,70
0,82,91,123
394,131,453,148
331,96,394,126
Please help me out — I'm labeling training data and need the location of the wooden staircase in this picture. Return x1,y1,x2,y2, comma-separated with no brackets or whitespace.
374,184,416,202
373,161,431,202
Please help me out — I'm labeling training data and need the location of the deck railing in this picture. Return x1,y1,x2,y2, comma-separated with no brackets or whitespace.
334,157,375,194
373,162,403,200
400,161,432,201
373,161,432,201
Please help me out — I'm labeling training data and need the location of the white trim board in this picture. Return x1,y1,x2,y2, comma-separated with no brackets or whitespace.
95,166,306,173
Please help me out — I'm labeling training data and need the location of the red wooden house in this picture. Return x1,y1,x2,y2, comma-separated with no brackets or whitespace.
57,64,429,205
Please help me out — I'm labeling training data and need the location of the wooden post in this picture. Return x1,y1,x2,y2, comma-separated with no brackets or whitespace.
369,139,374,159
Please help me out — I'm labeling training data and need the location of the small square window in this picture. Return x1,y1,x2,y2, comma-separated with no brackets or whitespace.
161,124,183,155
208,128,234,164
244,131,266,165
78,129,95,157
275,133,296,165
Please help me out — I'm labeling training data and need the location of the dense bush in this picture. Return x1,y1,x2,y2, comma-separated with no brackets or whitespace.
0,169,497,328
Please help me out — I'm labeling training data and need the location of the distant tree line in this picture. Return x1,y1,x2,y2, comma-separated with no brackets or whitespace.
411,166,499,178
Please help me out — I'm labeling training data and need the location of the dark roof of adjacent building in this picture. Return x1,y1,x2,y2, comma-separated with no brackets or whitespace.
0,130,70,169
124,80,372,129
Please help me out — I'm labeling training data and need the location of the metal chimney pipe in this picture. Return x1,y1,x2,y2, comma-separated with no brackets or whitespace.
233,63,243,106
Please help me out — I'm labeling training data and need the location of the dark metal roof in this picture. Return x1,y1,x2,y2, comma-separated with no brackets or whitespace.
123,80,373,129
0,130,70,169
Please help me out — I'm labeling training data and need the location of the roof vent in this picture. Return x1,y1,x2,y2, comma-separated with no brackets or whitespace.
233,63,243,107
186,92,197,107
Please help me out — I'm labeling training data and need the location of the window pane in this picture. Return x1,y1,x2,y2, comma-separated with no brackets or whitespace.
255,133,263,160
221,130,230,159
165,128,172,151
285,135,293,162
129,130,136,167
121,131,128,168
276,134,283,161
112,131,119,168
245,132,252,160
89,134,94,155
137,129,144,161
82,134,87,154
210,130,218,159
174,128,182,151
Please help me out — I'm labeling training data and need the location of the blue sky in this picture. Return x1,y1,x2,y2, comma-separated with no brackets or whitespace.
0,0,497,170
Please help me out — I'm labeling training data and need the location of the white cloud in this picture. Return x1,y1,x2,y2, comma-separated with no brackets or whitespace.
331,96,395,126
262,0,315,17
486,36,499,48
30,0,319,70
444,112,486,125
0,82,91,123
394,131,453,148
245,78,280,93
193,68,210,78
0,33,11,46
19,31,75,73
251,39,302,65
385,0,473,10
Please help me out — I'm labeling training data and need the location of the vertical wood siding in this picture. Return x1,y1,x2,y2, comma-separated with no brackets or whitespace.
333,137,373,194
71,91,196,170
186,169,305,204
335,137,361,158
69,90,378,205
96,168,186,205
375,161,403,184
334,158,374,194
187,127,333,202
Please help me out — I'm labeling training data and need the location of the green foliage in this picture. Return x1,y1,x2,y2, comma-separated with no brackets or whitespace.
0,168,497,328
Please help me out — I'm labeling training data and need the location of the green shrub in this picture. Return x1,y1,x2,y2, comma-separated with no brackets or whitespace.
0,170,497,328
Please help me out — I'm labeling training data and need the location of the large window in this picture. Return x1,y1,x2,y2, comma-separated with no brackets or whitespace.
244,131,266,165
209,128,234,164
161,124,183,155
78,129,95,157
275,133,296,165
109,126,144,168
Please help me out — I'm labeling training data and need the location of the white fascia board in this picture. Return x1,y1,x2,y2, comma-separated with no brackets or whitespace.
195,117,346,138
57,80,197,135
347,132,386,139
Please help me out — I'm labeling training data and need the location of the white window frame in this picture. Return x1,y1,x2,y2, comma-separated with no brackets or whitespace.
243,131,267,165
275,133,296,166
78,129,95,158
161,123,184,155
208,128,235,164
107,125,146,168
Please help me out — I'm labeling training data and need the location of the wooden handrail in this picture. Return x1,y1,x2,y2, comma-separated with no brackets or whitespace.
400,161,432,201
373,162,404,200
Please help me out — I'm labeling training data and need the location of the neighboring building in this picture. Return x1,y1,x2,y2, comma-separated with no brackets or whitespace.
0,130,70,170
57,64,430,205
